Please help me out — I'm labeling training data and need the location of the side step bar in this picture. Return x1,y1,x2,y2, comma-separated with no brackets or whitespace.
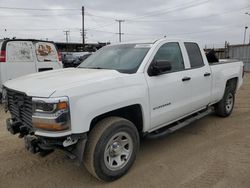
146,108,213,139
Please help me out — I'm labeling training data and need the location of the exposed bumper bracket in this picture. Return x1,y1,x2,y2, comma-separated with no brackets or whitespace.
6,118,21,135
24,135,41,154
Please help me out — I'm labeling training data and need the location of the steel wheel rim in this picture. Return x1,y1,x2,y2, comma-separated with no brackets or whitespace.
225,93,234,113
104,132,133,171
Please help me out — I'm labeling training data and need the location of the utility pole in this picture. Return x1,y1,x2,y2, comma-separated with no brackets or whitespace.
63,30,70,43
82,6,85,49
246,13,250,43
80,29,86,41
224,41,228,59
4,29,7,39
243,26,248,44
116,19,125,42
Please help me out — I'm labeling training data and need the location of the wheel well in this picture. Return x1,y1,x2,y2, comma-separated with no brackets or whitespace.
89,104,143,135
226,77,238,93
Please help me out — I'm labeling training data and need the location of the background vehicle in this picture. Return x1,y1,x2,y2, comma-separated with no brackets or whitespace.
62,52,91,68
3,38,244,181
62,53,76,67
0,39,62,99
71,53,92,67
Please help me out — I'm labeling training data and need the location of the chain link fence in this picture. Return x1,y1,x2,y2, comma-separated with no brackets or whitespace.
227,44,250,71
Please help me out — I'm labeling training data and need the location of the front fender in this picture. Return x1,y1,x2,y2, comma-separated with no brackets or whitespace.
69,84,149,134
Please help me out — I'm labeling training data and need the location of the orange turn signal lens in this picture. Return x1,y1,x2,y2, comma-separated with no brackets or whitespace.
57,102,68,110
34,123,68,131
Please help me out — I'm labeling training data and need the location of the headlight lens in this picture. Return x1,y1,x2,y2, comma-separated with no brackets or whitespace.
32,101,68,113
32,97,70,131
33,102,56,113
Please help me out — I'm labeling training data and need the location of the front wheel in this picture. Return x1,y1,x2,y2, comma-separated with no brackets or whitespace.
215,86,235,117
83,117,139,181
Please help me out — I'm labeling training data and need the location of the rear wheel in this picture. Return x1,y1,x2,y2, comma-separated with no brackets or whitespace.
83,117,139,181
215,86,235,117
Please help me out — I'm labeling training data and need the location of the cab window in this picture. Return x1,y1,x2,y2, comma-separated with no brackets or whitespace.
153,42,184,72
184,42,204,68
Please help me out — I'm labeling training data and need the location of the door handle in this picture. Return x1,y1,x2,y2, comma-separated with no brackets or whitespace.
204,72,211,77
182,77,191,82
38,68,53,72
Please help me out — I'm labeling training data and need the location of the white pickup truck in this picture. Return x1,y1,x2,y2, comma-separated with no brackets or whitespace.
2,39,244,181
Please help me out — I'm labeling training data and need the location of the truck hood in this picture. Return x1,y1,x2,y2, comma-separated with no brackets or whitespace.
4,68,125,97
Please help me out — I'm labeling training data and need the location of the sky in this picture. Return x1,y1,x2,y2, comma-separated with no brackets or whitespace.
0,0,250,48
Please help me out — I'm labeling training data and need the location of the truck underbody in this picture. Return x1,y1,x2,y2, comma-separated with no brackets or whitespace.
6,106,214,161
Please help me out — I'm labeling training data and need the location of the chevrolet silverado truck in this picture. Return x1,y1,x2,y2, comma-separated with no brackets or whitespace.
2,39,244,181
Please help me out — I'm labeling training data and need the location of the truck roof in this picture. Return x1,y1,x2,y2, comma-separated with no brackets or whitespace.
109,38,199,47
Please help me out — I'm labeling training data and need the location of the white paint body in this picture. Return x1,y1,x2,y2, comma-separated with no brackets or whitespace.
3,39,244,137
0,40,63,94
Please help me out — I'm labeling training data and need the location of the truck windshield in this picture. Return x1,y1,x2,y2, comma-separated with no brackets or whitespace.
78,44,151,73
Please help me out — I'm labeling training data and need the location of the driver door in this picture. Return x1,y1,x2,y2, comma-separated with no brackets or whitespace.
146,42,193,130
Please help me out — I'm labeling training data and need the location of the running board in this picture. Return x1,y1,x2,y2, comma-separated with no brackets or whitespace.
146,108,213,139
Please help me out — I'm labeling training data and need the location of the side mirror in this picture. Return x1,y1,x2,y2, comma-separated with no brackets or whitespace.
148,60,172,76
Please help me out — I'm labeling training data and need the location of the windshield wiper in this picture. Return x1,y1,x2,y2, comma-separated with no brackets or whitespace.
79,67,108,70
90,67,104,69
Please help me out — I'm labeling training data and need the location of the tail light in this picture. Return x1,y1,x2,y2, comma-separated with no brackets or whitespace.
0,50,6,62
58,51,62,62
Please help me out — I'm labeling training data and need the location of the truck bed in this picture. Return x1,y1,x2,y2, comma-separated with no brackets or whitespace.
209,59,240,65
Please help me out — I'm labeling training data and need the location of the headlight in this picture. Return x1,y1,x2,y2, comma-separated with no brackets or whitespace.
33,101,68,113
32,97,70,131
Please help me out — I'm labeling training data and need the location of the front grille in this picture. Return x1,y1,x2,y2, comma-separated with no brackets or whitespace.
7,89,33,128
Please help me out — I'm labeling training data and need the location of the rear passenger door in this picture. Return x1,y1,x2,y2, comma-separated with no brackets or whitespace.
34,42,62,72
184,42,212,111
6,41,36,80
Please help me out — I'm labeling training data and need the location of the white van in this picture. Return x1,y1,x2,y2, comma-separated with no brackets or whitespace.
0,39,62,98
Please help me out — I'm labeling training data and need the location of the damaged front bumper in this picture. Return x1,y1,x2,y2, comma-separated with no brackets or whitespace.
6,118,87,164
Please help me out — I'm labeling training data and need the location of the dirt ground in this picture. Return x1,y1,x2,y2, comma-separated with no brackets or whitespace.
0,74,250,188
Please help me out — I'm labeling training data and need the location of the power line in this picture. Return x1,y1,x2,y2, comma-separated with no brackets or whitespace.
86,13,115,31
85,22,116,31
125,4,250,23
84,0,211,21
5,22,248,36
125,23,249,37
126,0,212,21
0,6,80,11
5,28,80,31
1,2,248,24
85,12,115,21
91,23,244,38
3,3,250,43
86,28,116,34
0,13,80,17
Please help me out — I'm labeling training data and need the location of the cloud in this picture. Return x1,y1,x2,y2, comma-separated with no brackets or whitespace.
0,0,249,47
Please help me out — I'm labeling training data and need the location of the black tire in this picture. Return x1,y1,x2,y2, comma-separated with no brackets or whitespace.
83,117,140,181
215,86,235,117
